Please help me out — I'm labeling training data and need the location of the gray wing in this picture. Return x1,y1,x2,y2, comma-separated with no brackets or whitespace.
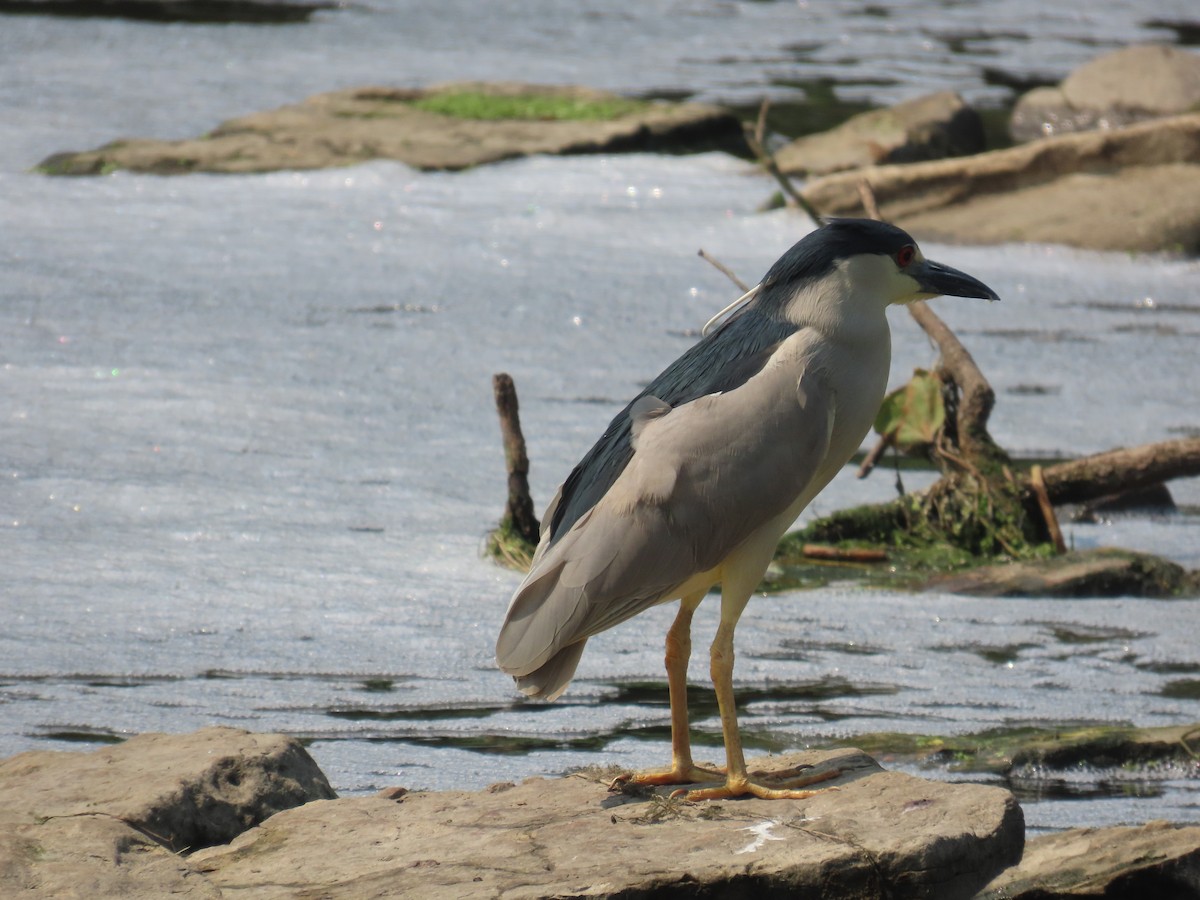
496,350,834,686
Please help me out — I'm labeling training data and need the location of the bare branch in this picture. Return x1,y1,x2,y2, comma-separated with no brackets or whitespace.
742,110,825,229
492,373,540,544
857,179,882,221
908,300,1003,465
754,97,769,149
1030,464,1067,553
857,434,890,479
697,248,751,293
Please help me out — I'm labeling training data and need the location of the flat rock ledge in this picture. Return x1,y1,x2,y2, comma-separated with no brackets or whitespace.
1,728,1023,899
36,81,746,175
978,820,1200,899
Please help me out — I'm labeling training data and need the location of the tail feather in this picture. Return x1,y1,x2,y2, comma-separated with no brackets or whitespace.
513,640,587,701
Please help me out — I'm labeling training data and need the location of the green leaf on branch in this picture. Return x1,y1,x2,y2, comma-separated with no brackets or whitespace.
874,369,945,451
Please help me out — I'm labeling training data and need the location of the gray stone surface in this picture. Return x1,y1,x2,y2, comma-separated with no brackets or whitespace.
776,91,984,176
37,81,746,175
0,726,336,851
189,747,1024,899
1011,45,1200,143
976,821,1200,899
0,727,334,896
0,732,1026,899
801,113,1200,254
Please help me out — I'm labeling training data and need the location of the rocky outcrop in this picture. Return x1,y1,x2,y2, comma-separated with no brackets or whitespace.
0,727,334,896
5,726,1200,898
192,746,1023,900
925,548,1197,598
0,727,335,851
976,821,1200,899
0,729,1023,899
37,82,746,175
1011,45,1200,143
801,112,1200,254
775,91,985,176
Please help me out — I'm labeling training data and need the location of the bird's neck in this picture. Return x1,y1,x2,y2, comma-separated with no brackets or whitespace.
778,271,892,349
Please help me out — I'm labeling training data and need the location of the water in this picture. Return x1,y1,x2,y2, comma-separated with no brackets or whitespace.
2,2,1198,835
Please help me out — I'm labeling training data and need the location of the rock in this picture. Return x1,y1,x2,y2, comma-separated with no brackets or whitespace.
0,816,221,898
0,726,335,851
924,548,1194,598
0,0,338,23
1011,45,1200,143
976,821,1200,899
1006,723,1200,772
847,722,1200,780
801,113,1200,254
188,748,1023,899
775,91,985,176
0,727,334,896
36,82,746,175
1070,482,1176,523
0,732,1024,899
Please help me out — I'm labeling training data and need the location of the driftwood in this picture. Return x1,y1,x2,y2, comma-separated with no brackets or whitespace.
802,545,889,563
1041,438,1200,506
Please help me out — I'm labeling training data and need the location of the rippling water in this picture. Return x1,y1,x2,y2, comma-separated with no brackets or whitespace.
1,1,1198,834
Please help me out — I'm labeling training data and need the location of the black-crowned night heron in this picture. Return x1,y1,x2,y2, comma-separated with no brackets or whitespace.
496,219,998,801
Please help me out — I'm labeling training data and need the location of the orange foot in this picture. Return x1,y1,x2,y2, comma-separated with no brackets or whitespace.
672,766,843,801
608,763,724,792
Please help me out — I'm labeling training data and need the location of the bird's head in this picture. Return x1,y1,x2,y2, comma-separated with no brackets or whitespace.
741,219,999,331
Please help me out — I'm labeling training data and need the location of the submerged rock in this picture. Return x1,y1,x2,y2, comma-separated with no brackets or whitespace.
839,722,1200,781
36,82,746,175
977,820,1200,899
0,0,339,23
801,112,1200,254
1011,44,1200,143
775,91,985,177
924,548,1196,599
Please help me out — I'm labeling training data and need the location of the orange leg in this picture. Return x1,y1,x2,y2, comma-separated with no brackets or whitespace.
611,592,723,789
674,577,843,802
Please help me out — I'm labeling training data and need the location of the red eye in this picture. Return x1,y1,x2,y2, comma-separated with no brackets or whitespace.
896,245,915,268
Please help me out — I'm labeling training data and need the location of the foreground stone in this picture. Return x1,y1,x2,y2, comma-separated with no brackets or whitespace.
0,730,1023,899
801,113,1200,254
775,91,985,176
0,727,334,896
36,82,745,175
1011,44,1200,143
189,748,1021,899
925,548,1197,598
976,821,1200,899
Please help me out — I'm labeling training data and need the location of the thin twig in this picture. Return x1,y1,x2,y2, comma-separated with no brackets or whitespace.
1030,464,1067,553
802,544,888,563
857,434,891,479
857,179,882,221
754,97,770,149
697,249,751,293
744,100,825,228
